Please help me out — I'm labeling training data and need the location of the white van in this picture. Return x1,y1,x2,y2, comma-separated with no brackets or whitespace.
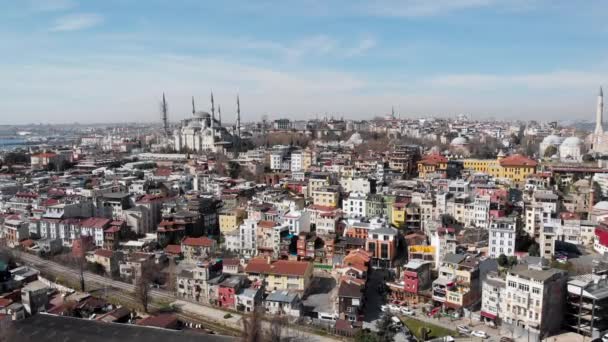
391,316,402,326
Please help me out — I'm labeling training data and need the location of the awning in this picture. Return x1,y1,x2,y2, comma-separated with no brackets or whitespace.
480,311,497,320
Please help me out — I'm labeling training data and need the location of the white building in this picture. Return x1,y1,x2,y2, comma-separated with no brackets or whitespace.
481,272,505,324
489,217,516,258
283,210,310,235
173,97,234,153
559,137,583,162
473,196,491,229
291,151,303,172
343,192,367,218
501,263,567,338
239,218,258,257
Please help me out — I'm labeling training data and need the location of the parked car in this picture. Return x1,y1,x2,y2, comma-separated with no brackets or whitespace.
388,304,400,312
602,333,608,342
471,330,489,339
381,305,389,312
457,325,471,335
391,316,403,327
500,337,514,342
400,307,415,316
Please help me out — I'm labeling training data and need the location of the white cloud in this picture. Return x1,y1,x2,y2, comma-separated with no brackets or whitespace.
50,13,103,32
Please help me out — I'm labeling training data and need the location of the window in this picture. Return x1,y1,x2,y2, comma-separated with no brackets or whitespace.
508,281,517,288
532,287,540,295
519,283,529,292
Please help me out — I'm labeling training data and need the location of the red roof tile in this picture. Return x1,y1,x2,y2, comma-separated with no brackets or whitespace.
164,244,182,255
94,249,114,258
499,154,537,167
258,220,277,228
80,217,111,229
182,236,215,247
245,258,312,277
419,153,448,166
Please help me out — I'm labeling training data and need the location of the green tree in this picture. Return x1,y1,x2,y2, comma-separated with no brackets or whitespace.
497,254,508,267
543,145,558,158
228,161,241,179
528,243,540,257
508,256,519,267
354,330,380,342
375,315,396,342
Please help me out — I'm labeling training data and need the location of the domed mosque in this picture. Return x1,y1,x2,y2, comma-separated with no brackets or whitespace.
174,93,239,153
539,134,563,158
559,136,583,162
450,135,470,156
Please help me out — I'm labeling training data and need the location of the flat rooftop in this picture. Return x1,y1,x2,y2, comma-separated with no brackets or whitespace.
11,313,235,342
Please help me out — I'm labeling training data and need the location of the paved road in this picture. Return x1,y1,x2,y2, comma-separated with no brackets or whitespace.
12,250,342,342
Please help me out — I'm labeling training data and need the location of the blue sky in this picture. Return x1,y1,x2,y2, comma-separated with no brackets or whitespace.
1,0,608,124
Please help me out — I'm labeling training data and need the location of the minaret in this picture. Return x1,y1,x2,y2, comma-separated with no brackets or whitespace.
210,91,216,127
236,95,241,139
161,93,168,135
218,105,222,126
191,96,196,115
391,106,395,119
595,86,604,135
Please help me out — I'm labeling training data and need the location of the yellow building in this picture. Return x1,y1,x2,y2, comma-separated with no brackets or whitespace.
417,154,448,178
391,202,407,227
462,154,537,183
308,175,330,197
312,186,340,208
301,149,313,171
245,259,314,292
219,208,246,233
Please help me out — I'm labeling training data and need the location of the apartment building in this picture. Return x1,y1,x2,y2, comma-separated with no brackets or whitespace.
489,217,517,258
501,263,567,338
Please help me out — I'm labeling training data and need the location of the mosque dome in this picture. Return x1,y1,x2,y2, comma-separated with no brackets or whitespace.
542,134,562,145
561,136,582,147
450,137,469,146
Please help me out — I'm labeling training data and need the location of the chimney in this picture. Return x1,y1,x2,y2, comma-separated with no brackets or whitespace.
266,255,272,265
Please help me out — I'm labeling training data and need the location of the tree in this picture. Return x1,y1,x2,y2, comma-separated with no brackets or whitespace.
268,316,287,342
528,243,540,257
135,266,155,313
228,161,241,179
375,315,396,342
418,326,430,341
354,329,380,342
241,305,263,342
508,256,518,267
543,145,558,158
497,254,508,267
87,262,105,276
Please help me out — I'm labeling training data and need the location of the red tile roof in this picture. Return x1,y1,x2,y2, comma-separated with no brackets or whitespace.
80,217,111,229
94,249,114,258
499,154,537,167
136,313,178,328
419,153,448,166
182,236,215,247
222,258,240,266
245,258,312,277
164,244,182,255
0,298,13,308
258,220,277,228
20,239,35,248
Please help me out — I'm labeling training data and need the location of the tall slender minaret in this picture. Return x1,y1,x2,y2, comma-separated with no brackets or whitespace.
236,95,241,139
210,91,216,124
218,105,222,126
191,96,196,115
161,93,168,135
595,86,604,135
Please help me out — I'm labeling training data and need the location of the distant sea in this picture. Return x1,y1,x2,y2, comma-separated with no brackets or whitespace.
0,138,27,151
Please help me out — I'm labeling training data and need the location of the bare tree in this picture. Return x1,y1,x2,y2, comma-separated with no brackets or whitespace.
135,266,155,313
241,305,263,342
268,316,287,342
